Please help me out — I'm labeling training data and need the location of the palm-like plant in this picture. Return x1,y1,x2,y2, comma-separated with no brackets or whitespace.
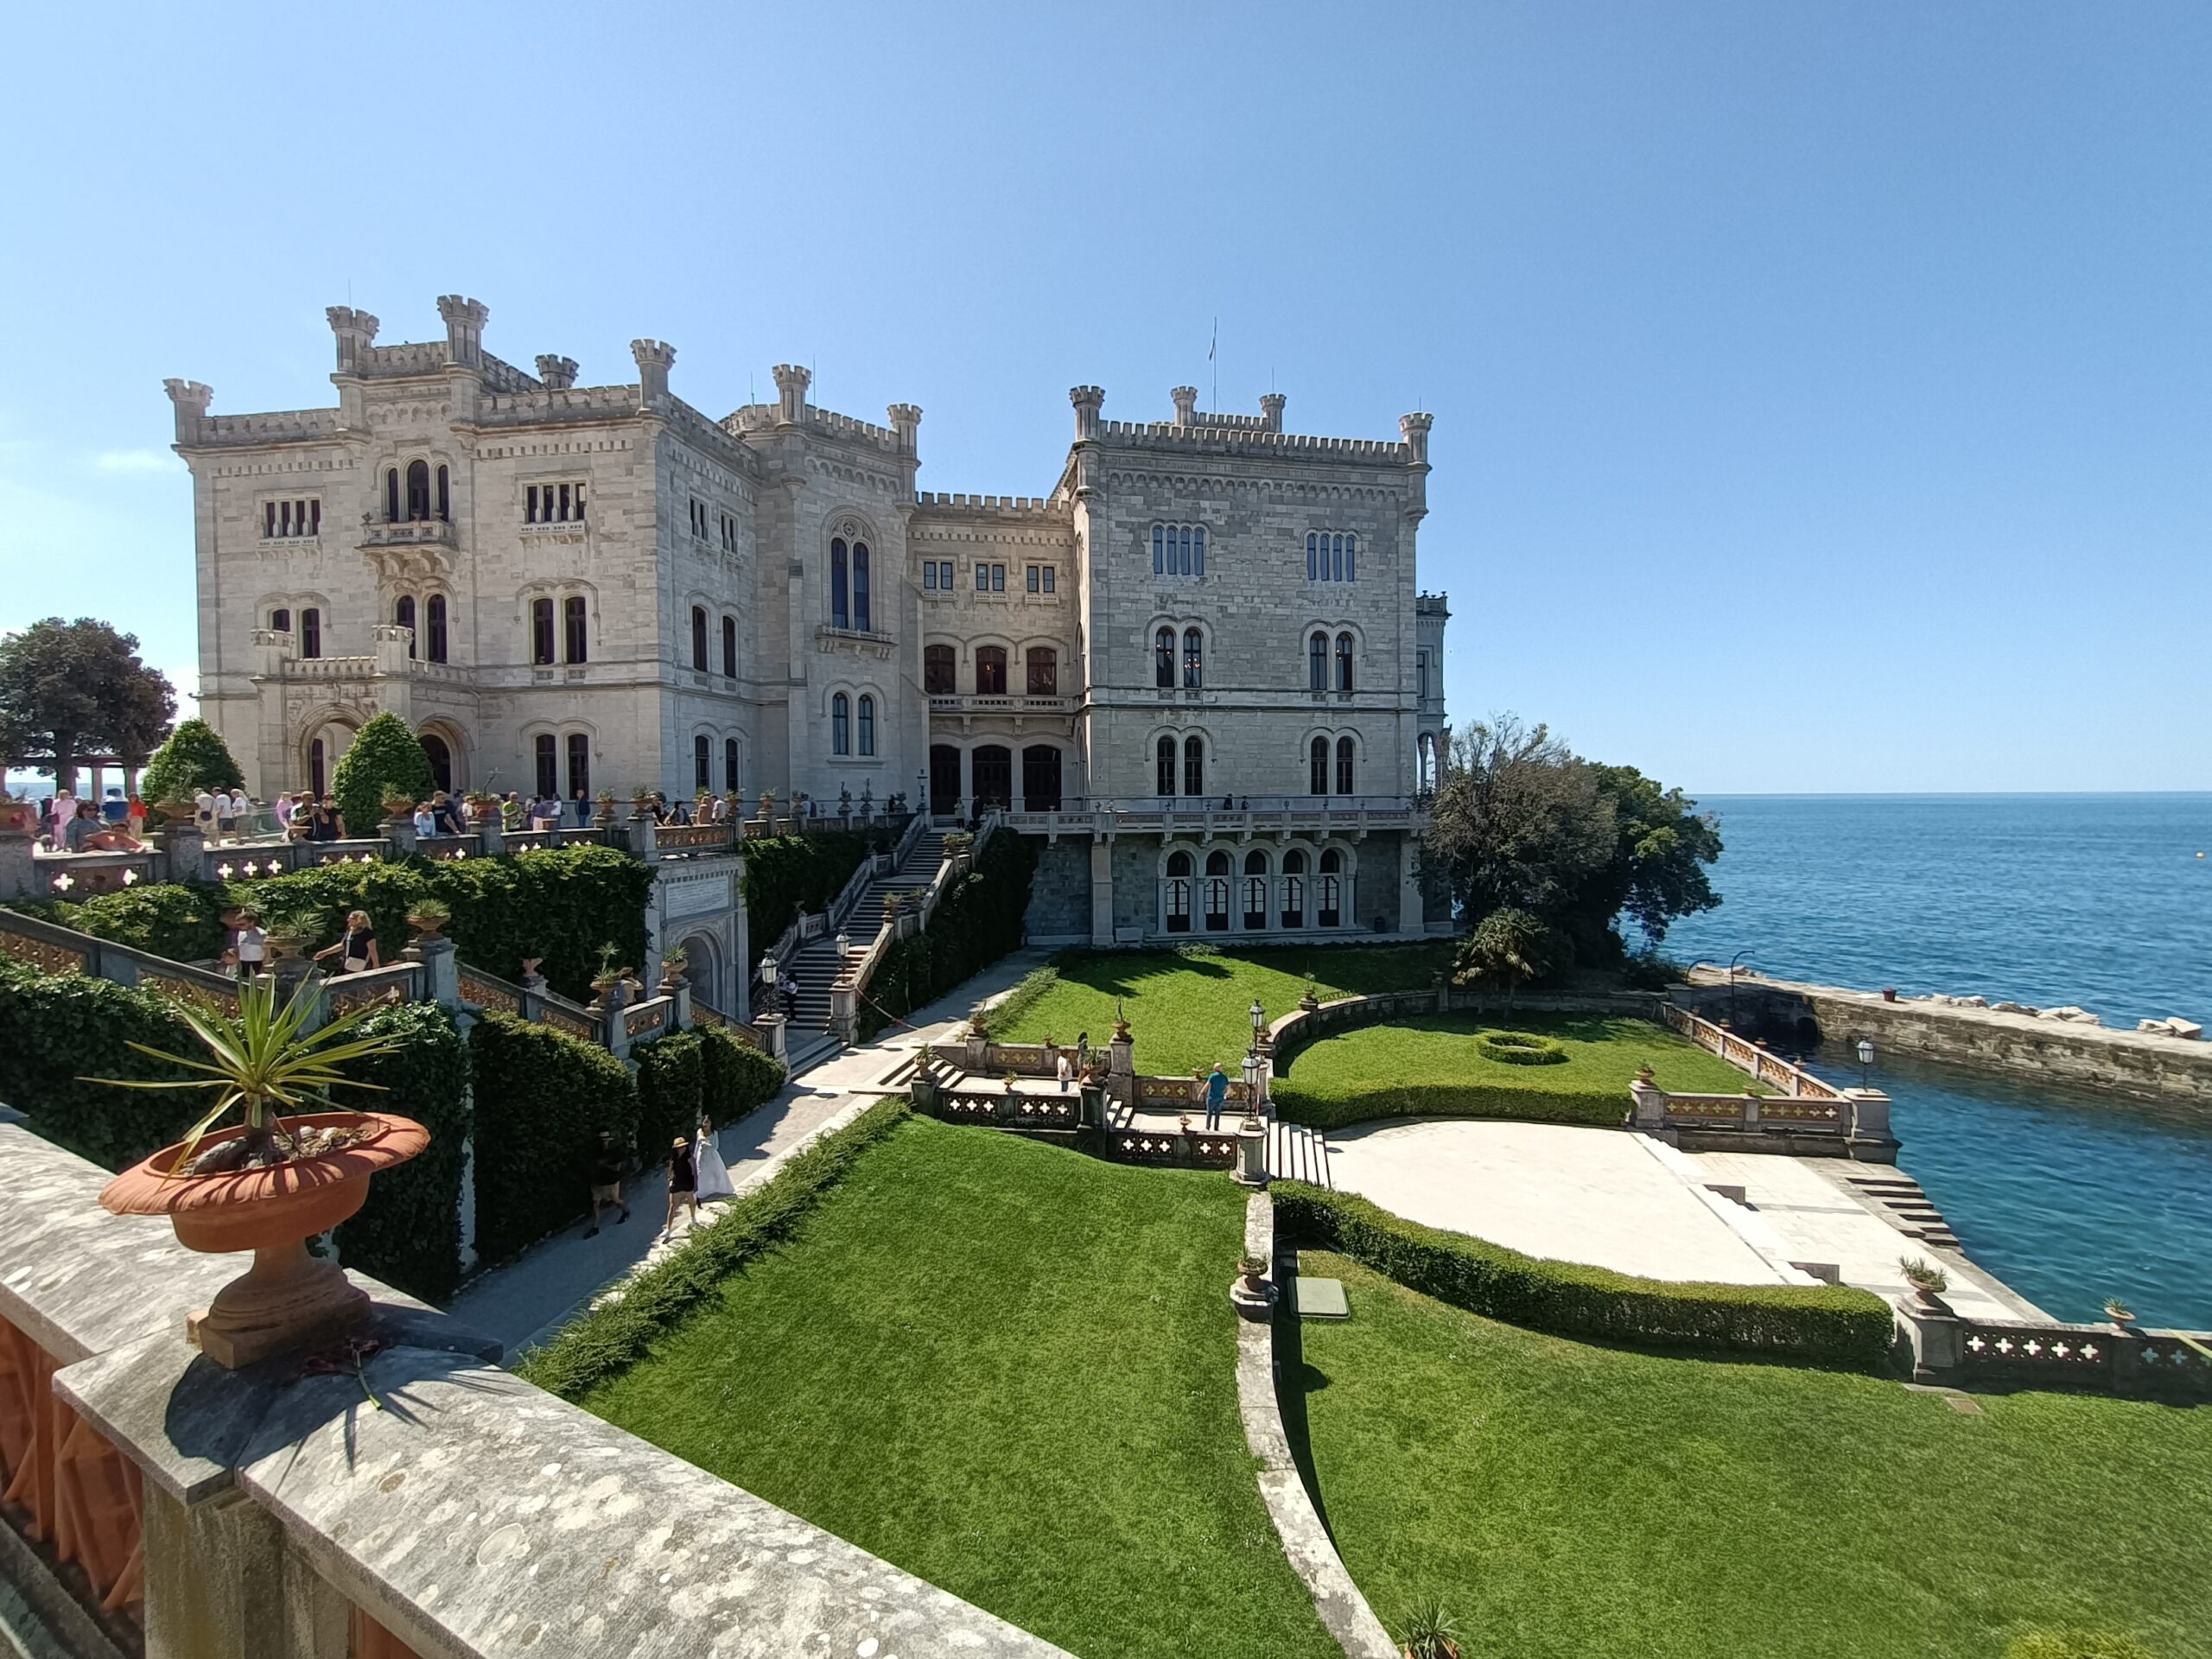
86,977,399,1174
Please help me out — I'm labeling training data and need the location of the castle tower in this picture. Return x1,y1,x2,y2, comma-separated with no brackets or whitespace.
772,363,810,425
1068,385,1104,442
1170,385,1198,426
1259,392,1286,433
633,340,677,408
536,355,579,390
887,403,923,456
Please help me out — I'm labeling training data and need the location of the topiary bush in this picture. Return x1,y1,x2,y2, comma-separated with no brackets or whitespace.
1275,1184,1893,1370
699,1024,785,1125
1473,1031,1568,1065
138,717,245,804
467,1010,638,1267
332,1002,472,1301
330,711,435,836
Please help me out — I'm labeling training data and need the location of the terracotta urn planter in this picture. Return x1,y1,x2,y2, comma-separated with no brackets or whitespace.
99,1110,427,1368
0,798,37,837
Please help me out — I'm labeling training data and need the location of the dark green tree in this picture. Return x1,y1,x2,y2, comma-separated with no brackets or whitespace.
1585,764,1723,946
0,617,175,794
139,717,245,803
1425,716,1616,925
1452,906,1573,990
329,711,435,836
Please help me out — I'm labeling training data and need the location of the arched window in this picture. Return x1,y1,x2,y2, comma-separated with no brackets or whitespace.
1243,849,1269,930
1319,848,1343,928
1336,632,1354,692
270,607,291,634
830,538,849,629
1309,631,1327,691
299,607,321,659
1026,646,1058,696
535,734,557,798
1151,524,1205,576
309,737,327,798
1183,734,1205,798
857,694,876,756
925,644,955,695
721,615,737,678
426,594,448,663
405,460,430,521
725,737,741,792
435,464,450,522
419,732,453,795
831,693,851,755
1165,849,1192,933
1337,735,1356,796
976,646,1007,696
1310,735,1330,796
852,543,871,632
1154,626,1175,689
531,598,556,664
690,606,709,671
1204,849,1230,932
694,734,711,791
1156,734,1177,798
1344,532,1356,582
395,594,417,658
1281,849,1306,928
567,733,590,801
564,595,588,663
384,470,400,524
1182,628,1204,690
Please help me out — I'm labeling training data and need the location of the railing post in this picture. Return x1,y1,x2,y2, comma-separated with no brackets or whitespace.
1628,1077,1667,1130
477,814,504,856
1847,1088,1891,1141
406,932,461,1010
629,812,658,858
753,1010,788,1065
1108,1020,1135,1109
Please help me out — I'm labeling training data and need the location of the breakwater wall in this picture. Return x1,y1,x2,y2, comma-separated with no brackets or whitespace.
1681,969,2212,1107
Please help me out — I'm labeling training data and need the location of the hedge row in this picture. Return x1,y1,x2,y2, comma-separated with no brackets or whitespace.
0,958,471,1303
515,1097,910,1399
1271,1077,1626,1132
22,843,653,1001
970,963,1058,1038
630,1027,790,1168
467,1011,638,1267
739,832,876,962
855,830,1039,1040
1276,1184,1893,1370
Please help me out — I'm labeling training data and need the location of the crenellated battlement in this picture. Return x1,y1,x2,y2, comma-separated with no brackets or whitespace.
188,408,343,446
477,351,542,394
912,491,1065,518
1095,419,1412,462
1415,591,1451,617
719,400,903,451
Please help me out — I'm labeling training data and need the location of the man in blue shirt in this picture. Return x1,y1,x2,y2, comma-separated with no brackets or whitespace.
1205,1063,1230,1128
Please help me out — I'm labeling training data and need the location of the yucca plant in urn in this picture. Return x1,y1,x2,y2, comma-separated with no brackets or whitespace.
90,978,425,1367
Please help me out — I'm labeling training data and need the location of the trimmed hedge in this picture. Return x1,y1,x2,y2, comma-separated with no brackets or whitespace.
1273,1077,1624,1133
1473,1031,1567,1065
699,1024,785,1126
468,1011,638,1267
515,1097,909,1398
856,830,1039,1040
739,832,874,962
331,1003,472,1301
971,963,1058,1038
1275,1184,1893,1370
632,1029,706,1167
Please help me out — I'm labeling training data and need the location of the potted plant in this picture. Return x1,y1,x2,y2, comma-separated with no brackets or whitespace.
590,943,620,1002
628,785,654,815
2103,1297,2137,1331
261,905,321,964
658,945,689,988
910,1044,939,1111
405,895,452,940
1898,1255,1949,1305
1236,1253,1269,1294
90,977,425,1368
1394,1599,1462,1659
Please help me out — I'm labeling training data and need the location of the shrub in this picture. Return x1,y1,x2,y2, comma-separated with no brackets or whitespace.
21,880,230,963
1275,1184,1893,1369
1274,1076,1624,1133
1473,1031,1567,1065
515,1097,908,1398
138,717,244,804
739,832,873,958
971,964,1058,1037
332,1003,472,1301
1453,906,1572,990
699,1024,785,1124
1618,947,1690,991
632,1028,704,1166
467,1011,638,1266
330,710,435,836
856,830,1038,1040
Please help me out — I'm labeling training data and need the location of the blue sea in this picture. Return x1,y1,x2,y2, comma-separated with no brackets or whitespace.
1665,795,2212,1329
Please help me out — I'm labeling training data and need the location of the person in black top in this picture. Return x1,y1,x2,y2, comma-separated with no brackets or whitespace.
661,1135,697,1241
584,1130,631,1236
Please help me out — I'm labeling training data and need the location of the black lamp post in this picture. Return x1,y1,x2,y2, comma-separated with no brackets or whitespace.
1856,1038,1875,1088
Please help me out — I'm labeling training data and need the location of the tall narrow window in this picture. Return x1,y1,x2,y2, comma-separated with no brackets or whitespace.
690,606,709,671
725,737,741,792
1281,849,1306,928
1417,650,1428,700
435,465,450,521
976,646,1007,696
831,538,849,630
405,460,430,521
1344,531,1356,581
300,607,321,659
695,735,711,791
1026,646,1057,696
1156,735,1177,797
857,694,876,755
1165,850,1192,933
385,469,401,523
1243,849,1269,931
722,616,737,678
831,693,851,755
925,644,955,695
1306,532,1319,582
1192,526,1205,575
534,734,557,799
1309,631,1327,690
852,543,871,632
1310,735,1330,796
426,595,448,663
564,595,588,664
566,733,591,802
1319,849,1343,928
395,595,416,658
1336,735,1355,796
270,607,291,634
1153,525,1165,575
1183,734,1205,798
1154,626,1175,689
531,598,556,665
1204,849,1230,932
1336,632,1354,692
1182,628,1204,690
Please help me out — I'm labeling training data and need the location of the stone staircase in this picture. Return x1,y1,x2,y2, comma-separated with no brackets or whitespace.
1841,1168,1962,1250
779,830,947,1065
1267,1121,1335,1189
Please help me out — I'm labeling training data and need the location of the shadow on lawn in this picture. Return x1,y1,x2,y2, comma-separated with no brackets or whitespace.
1271,1290,1345,1546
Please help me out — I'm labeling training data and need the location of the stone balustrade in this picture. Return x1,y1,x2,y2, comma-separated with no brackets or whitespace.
1892,1295,2212,1402
1627,1077,1896,1161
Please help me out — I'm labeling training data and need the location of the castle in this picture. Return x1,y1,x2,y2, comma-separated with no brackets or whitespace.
167,296,1452,944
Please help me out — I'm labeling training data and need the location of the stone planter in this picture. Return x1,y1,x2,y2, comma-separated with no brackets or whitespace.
407,912,449,942
98,1110,427,1367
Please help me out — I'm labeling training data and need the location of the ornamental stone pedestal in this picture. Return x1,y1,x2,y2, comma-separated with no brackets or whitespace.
1233,1122,1268,1187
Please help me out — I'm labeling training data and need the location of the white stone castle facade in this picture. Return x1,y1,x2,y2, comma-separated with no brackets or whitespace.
168,296,1451,944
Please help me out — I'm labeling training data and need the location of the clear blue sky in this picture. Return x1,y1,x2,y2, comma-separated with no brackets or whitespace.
3,2,2205,793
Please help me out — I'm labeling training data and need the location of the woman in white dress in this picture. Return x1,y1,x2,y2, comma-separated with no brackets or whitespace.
693,1113,736,1202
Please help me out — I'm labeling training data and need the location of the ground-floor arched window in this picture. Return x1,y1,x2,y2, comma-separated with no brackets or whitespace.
1281,849,1306,928
1165,850,1192,933
1204,849,1230,932
1319,848,1344,928
1243,849,1269,929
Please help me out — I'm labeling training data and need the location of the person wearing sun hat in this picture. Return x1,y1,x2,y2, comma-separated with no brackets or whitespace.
661,1134,698,1241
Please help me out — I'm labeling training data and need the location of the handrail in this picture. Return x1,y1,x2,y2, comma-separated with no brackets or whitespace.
1659,1003,1843,1100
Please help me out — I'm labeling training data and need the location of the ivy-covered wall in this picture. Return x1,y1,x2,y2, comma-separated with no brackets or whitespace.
738,832,876,965
856,830,1039,1039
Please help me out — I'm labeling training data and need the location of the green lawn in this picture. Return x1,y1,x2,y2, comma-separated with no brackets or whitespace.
1274,1010,1765,1128
995,942,1455,1074
577,1116,1338,1659
1289,1252,2212,1659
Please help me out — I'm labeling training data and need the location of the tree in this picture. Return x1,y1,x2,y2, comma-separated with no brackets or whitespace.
1453,906,1573,990
329,712,435,836
1583,764,1722,947
1425,716,1616,926
0,617,175,794
139,718,245,804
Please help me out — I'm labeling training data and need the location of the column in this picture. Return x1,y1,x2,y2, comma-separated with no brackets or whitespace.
1089,838,1114,946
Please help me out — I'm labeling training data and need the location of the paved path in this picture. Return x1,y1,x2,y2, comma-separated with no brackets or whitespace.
450,948,1054,1355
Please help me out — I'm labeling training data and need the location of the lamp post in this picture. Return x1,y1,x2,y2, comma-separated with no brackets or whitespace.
1249,998,1265,1051
1856,1038,1875,1089
759,952,779,1019
1728,950,1751,1027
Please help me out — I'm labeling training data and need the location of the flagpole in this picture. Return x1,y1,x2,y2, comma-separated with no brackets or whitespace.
1210,317,1217,415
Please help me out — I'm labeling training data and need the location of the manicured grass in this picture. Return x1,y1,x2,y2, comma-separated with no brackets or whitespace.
1290,1252,2212,1659
995,942,1455,1074
1274,1010,1764,1128
576,1117,1338,1659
